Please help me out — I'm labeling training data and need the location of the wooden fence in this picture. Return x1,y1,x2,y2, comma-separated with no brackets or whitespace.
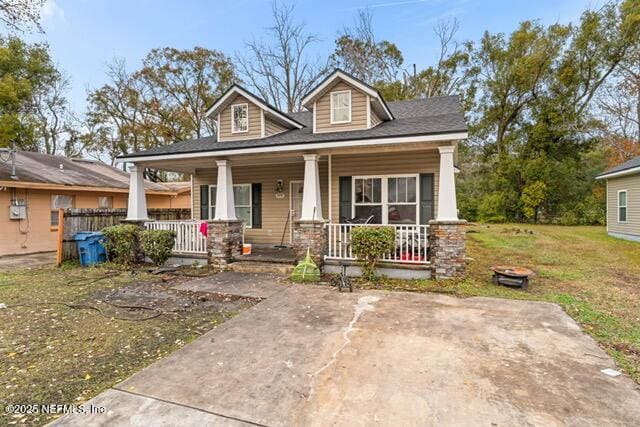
59,208,191,262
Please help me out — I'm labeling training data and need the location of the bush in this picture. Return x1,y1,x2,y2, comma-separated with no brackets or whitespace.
141,229,176,266
477,192,508,223
101,224,141,265
351,226,396,281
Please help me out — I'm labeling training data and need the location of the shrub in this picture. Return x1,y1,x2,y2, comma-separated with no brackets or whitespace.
477,192,508,223
141,229,176,266
101,224,141,265
350,226,396,281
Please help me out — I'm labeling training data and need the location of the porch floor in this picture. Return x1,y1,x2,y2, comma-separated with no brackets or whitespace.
235,245,296,264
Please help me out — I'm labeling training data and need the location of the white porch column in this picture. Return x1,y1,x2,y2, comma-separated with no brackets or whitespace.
126,164,149,221
436,145,459,221
300,154,324,221
213,159,237,221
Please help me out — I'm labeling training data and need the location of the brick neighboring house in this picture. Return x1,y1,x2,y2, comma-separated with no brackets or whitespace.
117,69,469,278
0,151,191,256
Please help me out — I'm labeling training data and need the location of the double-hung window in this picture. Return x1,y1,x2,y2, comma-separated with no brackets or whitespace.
231,103,248,133
330,90,351,124
51,195,74,226
618,190,628,222
387,177,417,224
353,176,419,224
354,178,382,223
209,184,252,227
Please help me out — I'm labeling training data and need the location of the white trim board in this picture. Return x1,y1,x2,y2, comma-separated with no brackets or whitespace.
117,132,468,163
596,166,640,180
205,85,303,129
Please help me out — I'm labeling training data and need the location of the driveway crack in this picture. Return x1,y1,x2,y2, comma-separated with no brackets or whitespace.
307,295,380,400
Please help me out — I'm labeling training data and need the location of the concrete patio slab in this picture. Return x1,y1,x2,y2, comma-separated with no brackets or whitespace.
172,272,292,299
0,251,55,270
53,285,640,426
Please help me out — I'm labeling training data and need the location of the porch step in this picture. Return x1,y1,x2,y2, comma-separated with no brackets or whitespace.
228,261,294,275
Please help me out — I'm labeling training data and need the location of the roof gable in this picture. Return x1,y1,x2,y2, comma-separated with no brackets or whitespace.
301,69,394,121
205,84,303,130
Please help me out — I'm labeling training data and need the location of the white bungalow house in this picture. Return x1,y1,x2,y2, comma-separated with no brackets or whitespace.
119,69,468,278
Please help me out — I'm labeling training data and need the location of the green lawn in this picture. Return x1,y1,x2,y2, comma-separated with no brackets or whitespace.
0,264,255,426
363,224,640,382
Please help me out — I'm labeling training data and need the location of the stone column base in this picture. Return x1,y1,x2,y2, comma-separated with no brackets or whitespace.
428,220,467,279
292,220,327,266
207,220,243,271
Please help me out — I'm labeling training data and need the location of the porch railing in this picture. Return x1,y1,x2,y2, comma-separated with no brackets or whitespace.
325,223,430,265
145,221,207,255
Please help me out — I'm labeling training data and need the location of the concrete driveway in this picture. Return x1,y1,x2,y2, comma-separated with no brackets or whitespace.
54,275,640,426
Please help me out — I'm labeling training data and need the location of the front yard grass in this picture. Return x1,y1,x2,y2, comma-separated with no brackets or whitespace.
0,264,256,426
361,224,640,382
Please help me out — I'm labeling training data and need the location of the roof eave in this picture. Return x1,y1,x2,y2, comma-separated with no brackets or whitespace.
596,165,640,180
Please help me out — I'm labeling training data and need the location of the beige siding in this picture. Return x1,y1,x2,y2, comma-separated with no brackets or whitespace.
192,162,329,244
191,150,441,245
371,109,382,127
315,81,368,133
607,174,640,237
330,151,440,223
218,94,262,141
265,117,288,136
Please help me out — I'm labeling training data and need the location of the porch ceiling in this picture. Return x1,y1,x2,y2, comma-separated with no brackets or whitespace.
130,141,445,174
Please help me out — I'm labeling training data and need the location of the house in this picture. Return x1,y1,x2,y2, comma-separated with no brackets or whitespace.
597,156,640,242
0,151,191,256
118,69,469,278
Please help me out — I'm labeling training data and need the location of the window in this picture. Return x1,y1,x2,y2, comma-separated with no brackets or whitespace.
353,176,419,224
51,194,74,226
330,90,351,124
98,196,113,209
231,103,248,133
354,178,382,223
209,184,252,227
388,177,417,224
619,190,628,222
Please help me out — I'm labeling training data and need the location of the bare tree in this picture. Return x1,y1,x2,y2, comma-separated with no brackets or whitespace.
0,0,44,33
32,71,77,155
331,9,403,84
236,2,328,112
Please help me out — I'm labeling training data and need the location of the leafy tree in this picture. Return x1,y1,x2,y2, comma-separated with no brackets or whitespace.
236,2,328,112
85,48,236,168
0,36,62,150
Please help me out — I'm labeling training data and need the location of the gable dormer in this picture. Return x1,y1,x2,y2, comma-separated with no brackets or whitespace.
205,84,303,142
301,69,394,134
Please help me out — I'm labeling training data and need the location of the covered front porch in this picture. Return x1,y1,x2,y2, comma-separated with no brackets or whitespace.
122,141,465,279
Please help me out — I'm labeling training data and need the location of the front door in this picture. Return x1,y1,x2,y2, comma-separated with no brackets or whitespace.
290,181,304,243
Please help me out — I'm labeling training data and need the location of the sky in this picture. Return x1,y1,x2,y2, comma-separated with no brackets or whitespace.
24,0,609,115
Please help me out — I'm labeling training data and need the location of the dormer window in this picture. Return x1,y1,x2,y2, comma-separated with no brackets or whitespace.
232,103,248,133
331,90,351,124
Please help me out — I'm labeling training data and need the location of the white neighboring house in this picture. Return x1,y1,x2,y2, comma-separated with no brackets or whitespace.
596,156,640,242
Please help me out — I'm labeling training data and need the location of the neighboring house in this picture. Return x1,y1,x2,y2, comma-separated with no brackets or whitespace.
118,69,469,278
0,151,191,256
597,156,640,242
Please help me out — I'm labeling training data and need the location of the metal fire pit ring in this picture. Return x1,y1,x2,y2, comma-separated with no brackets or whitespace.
491,266,535,290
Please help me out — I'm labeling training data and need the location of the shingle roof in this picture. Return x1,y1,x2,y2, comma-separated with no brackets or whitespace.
598,156,640,178
119,95,467,159
0,151,175,192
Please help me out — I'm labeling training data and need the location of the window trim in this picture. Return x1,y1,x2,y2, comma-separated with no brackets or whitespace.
50,194,75,227
618,189,628,223
97,195,113,209
208,183,252,227
231,103,249,133
352,174,420,224
330,90,352,124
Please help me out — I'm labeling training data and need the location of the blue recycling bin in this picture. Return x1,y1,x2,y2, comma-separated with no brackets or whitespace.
74,232,107,266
